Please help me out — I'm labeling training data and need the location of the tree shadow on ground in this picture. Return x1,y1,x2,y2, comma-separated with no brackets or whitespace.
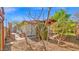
48,35,79,50
66,35,79,45
3,38,11,51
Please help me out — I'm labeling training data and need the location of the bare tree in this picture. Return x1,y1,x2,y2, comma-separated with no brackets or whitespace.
26,8,48,51
47,7,52,42
47,7,52,20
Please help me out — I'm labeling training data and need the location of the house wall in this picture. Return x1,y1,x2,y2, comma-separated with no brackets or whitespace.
21,24,36,37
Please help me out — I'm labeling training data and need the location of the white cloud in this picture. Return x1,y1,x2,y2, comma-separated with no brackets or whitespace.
12,15,29,22
4,7,16,13
58,7,66,10
14,16,23,21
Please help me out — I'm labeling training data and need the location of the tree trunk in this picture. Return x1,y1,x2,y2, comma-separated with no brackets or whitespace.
75,23,79,40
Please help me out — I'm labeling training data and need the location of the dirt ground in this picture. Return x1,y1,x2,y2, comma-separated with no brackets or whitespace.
9,37,79,51
3,33,79,51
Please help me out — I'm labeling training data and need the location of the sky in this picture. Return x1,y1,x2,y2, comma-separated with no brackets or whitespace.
3,7,79,26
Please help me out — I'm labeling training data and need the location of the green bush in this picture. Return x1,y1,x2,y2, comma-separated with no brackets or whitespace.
35,22,48,40
50,9,76,36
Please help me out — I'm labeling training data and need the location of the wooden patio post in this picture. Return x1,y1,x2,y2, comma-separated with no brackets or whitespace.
0,7,5,50
1,21,4,50
8,22,12,38
0,19,4,50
